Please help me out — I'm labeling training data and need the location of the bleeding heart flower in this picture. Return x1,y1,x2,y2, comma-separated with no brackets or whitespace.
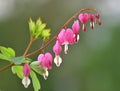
79,13,89,32
22,62,31,88
72,20,80,43
57,28,74,54
53,41,62,67
89,14,95,29
38,52,52,79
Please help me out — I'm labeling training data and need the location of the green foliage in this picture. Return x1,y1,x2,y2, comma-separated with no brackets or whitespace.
0,46,15,61
29,18,36,35
11,56,26,65
30,70,41,91
29,18,51,40
11,66,24,79
42,29,51,41
30,62,46,76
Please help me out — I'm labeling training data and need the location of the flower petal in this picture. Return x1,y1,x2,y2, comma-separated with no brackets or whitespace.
22,77,31,88
54,56,62,67
43,69,49,80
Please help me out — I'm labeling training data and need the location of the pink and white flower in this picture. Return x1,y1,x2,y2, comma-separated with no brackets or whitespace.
53,41,62,67
57,28,74,54
22,62,31,88
89,14,95,29
79,13,89,32
72,20,80,43
38,52,52,79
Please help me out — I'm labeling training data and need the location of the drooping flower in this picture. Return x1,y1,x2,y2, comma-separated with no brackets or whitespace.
89,14,95,29
57,29,66,44
53,41,62,67
79,13,89,32
22,62,31,88
38,52,52,79
57,28,74,54
95,13,101,25
72,20,80,43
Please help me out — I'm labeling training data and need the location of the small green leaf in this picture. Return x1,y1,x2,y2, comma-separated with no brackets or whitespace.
29,18,36,35
30,63,46,76
29,18,51,39
11,66,24,79
11,56,26,65
8,48,15,57
42,29,51,41
35,23,46,38
38,23,46,31
36,18,42,27
31,61,40,66
0,54,10,61
0,46,15,61
30,70,41,91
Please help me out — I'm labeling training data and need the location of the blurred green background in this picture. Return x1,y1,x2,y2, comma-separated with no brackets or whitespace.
0,0,120,91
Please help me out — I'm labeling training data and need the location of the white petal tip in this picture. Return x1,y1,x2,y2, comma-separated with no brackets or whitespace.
43,69,49,80
64,44,69,54
22,77,30,88
54,56,62,67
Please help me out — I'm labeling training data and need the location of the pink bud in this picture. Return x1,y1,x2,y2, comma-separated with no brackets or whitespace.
72,20,80,42
53,41,62,67
22,63,31,77
79,13,89,32
45,53,52,69
95,13,101,25
57,29,65,45
79,13,89,24
89,14,94,22
89,14,95,29
95,13,100,19
53,41,62,56
72,20,80,34
38,52,52,70
65,28,74,44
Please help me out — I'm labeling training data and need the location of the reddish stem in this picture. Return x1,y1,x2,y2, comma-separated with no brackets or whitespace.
0,62,14,73
0,8,97,73
26,8,97,57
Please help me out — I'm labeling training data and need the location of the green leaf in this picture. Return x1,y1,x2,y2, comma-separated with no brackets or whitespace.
42,29,51,41
11,56,26,65
36,18,42,27
35,23,46,38
11,66,24,79
0,46,15,61
30,70,41,91
30,63,46,76
7,48,15,57
29,18,51,39
0,54,10,61
29,18,36,35
38,23,46,31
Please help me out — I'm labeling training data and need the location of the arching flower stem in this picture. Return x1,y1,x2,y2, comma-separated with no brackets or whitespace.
0,8,98,73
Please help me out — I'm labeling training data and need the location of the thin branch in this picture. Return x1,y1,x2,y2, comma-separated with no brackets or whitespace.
23,36,34,57
26,8,97,57
0,36,35,73
0,62,14,73
0,8,98,73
